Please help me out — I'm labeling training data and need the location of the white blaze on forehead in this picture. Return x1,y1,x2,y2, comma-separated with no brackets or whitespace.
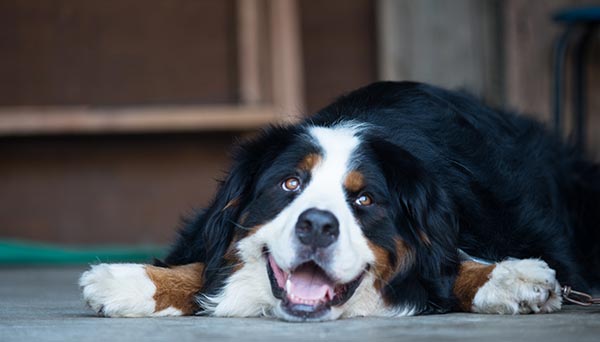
304,125,361,210
310,126,360,171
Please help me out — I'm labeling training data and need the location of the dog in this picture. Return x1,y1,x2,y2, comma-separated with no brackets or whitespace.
80,81,600,321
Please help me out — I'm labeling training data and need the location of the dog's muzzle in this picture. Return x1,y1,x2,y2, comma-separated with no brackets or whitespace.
266,208,365,320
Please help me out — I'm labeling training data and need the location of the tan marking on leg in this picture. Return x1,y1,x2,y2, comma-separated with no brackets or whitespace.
368,238,413,290
344,170,365,193
145,263,205,315
298,153,322,171
453,261,496,312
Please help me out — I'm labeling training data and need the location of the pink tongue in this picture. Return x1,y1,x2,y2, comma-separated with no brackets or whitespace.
288,263,335,301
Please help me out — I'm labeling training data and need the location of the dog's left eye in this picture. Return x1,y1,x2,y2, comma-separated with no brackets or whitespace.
354,193,373,206
282,177,301,192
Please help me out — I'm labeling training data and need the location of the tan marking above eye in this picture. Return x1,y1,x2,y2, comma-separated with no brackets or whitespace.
282,177,301,191
298,153,322,171
354,193,373,206
344,170,364,192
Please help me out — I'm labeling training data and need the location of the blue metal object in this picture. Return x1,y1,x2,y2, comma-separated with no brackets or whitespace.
554,7,600,23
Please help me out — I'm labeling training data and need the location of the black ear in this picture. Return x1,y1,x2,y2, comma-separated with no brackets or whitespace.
163,125,298,292
369,137,459,313
162,144,259,291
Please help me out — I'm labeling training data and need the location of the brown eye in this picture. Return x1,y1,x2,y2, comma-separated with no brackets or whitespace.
282,177,301,192
354,193,373,206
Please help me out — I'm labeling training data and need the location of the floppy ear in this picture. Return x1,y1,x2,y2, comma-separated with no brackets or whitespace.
163,125,299,294
369,137,459,313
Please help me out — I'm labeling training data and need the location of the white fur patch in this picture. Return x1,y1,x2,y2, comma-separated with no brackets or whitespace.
79,263,183,317
472,259,562,314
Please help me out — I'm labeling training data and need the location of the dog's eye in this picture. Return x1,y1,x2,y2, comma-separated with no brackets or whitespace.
282,177,301,192
354,193,373,206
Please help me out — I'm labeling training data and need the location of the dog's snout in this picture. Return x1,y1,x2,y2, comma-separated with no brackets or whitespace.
295,208,339,248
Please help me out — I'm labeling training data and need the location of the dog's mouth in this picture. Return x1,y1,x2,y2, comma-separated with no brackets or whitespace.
266,253,365,320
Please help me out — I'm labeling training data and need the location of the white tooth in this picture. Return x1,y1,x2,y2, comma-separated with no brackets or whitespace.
285,278,292,293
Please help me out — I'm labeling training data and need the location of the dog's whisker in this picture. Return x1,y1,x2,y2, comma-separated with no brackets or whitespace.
229,220,253,231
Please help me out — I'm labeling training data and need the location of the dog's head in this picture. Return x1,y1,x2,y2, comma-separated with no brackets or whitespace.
186,119,458,321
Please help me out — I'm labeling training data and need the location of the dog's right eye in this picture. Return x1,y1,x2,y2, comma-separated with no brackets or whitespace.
354,193,373,207
281,177,301,192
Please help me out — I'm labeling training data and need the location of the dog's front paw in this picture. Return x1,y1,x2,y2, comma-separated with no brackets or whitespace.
79,263,181,317
472,259,562,314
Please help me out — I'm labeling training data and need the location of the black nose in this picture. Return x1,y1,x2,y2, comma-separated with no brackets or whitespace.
295,208,339,248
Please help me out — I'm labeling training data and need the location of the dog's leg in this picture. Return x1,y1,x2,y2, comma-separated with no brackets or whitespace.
80,263,204,317
453,259,562,314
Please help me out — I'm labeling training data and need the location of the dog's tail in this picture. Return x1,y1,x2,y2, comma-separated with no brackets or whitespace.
568,157,600,289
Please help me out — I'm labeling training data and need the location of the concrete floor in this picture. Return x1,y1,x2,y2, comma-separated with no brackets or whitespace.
1,267,599,342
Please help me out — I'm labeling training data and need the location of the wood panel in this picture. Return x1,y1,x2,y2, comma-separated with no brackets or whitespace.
0,0,237,106
0,105,277,136
271,0,305,119
237,0,271,105
0,134,235,244
300,0,378,113
377,0,503,105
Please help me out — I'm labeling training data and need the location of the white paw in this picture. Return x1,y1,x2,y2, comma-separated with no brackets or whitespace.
79,263,182,317
472,259,562,314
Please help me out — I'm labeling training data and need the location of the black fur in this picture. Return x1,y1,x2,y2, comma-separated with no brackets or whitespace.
163,81,600,314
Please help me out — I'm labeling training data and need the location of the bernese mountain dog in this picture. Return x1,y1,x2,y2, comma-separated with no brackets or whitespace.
80,81,600,321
